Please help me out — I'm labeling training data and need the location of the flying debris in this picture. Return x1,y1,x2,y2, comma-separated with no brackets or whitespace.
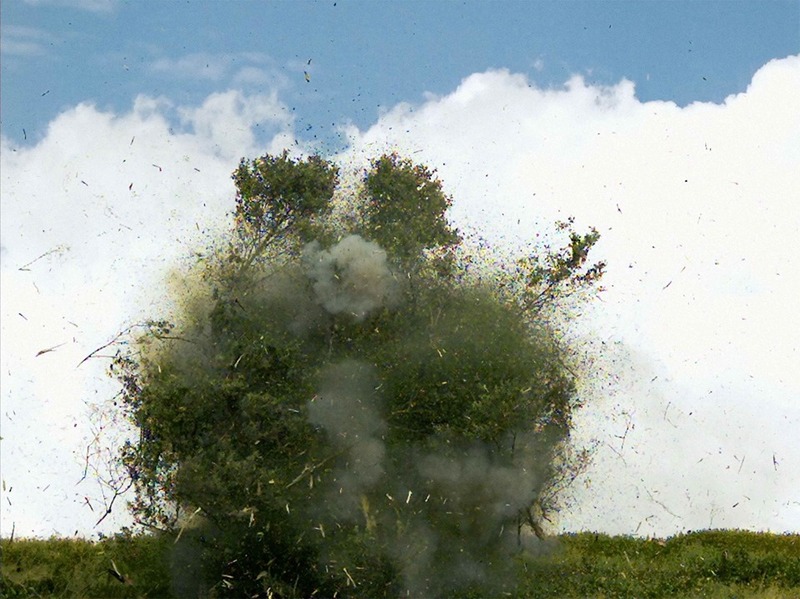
18,246,68,271
107,560,126,584
152,164,162,171
36,343,66,357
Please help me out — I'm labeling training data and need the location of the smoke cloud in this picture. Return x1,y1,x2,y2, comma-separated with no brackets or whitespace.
307,360,387,517
417,443,540,523
388,435,548,595
308,403,550,594
295,229,554,594
303,234,399,321
307,359,549,593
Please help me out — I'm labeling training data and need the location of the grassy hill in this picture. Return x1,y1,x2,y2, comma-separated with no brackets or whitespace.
1,529,798,598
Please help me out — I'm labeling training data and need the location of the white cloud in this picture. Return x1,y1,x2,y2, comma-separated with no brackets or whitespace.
0,25,55,57
1,39,45,57
177,90,294,160
150,52,231,82
2,55,798,540
148,51,285,90
338,55,800,536
22,0,116,13
0,91,297,538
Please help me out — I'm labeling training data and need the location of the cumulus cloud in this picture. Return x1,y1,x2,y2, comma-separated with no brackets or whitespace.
177,90,294,160
339,55,800,536
2,54,798,540
0,91,296,537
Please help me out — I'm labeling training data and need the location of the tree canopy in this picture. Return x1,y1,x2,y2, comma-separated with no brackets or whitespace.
110,150,605,598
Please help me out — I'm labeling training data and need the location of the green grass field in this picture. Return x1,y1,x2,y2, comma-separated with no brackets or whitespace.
514,530,800,599
1,529,798,598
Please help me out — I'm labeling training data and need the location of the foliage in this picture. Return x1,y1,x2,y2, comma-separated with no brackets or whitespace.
107,151,606,597
516,217,605,316
515,530,800,599
359,153,461,269
0,530,172,598
2,530,798,598
230,150,338,270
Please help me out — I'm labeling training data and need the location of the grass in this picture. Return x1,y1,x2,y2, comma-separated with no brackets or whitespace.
1,529,798,598
514,530,800,599
0,531,173,598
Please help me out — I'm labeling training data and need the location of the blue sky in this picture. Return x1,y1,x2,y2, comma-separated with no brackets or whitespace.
1,1,799,539
2,0,798,150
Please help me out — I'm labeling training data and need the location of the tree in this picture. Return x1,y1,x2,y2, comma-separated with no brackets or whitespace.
110,151,605,597
359,153,460,269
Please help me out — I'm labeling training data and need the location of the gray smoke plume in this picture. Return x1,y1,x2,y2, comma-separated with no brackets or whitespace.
303,234,399,321
417,443,539,522
387,437,547,596
306,360,551,595
307,360,386,517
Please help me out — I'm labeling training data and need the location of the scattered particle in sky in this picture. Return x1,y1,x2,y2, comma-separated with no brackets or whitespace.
35,343,66,357
1,0,798,541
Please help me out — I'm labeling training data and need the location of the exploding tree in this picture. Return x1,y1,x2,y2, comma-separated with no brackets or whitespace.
110,150,604,597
